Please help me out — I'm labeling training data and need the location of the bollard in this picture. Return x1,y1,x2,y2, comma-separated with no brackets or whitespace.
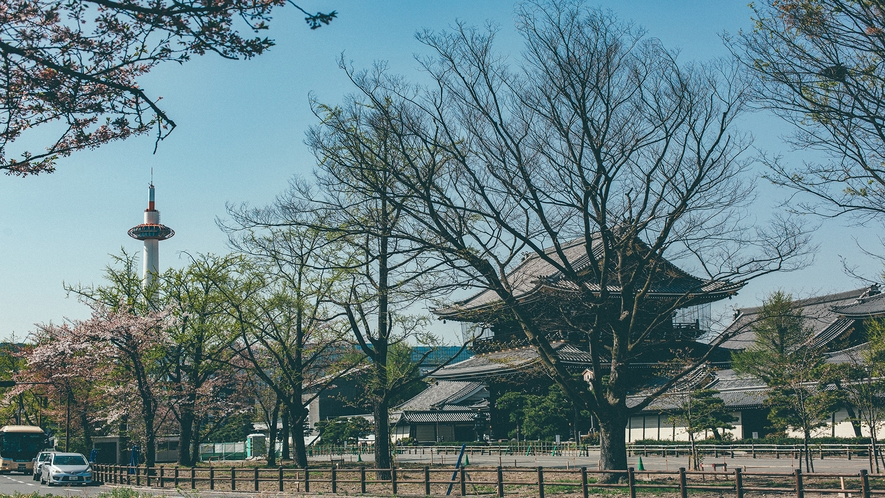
423,466,429,496
678,467,687,498
538,466,545,498
735,468,744,498
581,467,589,498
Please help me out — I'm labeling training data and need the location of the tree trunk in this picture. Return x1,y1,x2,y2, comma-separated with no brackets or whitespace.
267,399,280,466
374,396,391,480
144,411,157,468
291,405,308,468
177,402,195,466
79,409,93,454
598,412,628,483
281,407,290,461
803,429,814,473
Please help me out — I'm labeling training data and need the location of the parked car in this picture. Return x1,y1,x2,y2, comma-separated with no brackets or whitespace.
40,452,93,486
32,451,53,481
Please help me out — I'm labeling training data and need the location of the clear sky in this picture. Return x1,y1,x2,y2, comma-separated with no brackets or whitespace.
0,0,878,343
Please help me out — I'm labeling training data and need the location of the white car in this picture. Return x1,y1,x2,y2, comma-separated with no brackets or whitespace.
32,451,53,481
40,452,93,486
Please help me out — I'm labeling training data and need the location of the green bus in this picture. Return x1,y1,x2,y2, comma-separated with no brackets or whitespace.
0,425,49,474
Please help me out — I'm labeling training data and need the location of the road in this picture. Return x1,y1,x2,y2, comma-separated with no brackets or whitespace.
0,472,103,497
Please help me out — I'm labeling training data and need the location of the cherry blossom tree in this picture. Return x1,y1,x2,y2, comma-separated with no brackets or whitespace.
25,302,174,467
0,0,335,176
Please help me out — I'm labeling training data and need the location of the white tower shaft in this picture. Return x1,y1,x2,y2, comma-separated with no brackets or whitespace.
143,209,160,286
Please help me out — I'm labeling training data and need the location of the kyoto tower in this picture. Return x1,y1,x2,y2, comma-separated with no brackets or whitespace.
128,183,174,287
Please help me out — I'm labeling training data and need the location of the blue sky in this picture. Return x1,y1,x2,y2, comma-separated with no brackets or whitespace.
0,1,878,342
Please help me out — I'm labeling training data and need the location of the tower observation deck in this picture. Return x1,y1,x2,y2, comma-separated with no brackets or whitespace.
128,183,174,286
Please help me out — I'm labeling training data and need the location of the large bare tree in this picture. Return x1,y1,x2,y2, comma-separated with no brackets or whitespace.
311,0,811,475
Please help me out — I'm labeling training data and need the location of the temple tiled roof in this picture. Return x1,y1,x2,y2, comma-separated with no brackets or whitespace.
396,380,487,412
833,289,885,318
430,342,593,381
435,236,743,321
718,287,878,351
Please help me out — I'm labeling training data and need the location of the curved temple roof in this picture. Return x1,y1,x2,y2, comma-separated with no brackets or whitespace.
436,236,742,321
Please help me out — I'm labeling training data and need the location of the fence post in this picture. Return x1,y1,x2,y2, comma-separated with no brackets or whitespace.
363,466,369,494
278,466,283,492
679,467,688,498
254,466,259,491
231,466,236,491
734,468,743,498
135,465,140,486
174,466,179,487
581,467,589,498
795,469,803,498
860,470,870,498
393,467,398,495
331,466,337,494
538,466,545,498
146,466,151,487
459,467,466,496
159,466,164,488
304,468,310,493
210,466,214,490
630,467,638,498
499,466,505,498
424,466,430,496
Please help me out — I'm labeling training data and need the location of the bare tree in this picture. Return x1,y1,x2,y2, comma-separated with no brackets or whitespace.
311,0,811,476
735,0,885,226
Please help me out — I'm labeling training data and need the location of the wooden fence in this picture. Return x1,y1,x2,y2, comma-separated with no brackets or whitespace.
301,442,883,461
95,464,885,497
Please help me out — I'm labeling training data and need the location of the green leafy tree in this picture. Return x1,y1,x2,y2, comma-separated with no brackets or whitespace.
497,385,574,441
732,291,837,472
837,317,885,472
668,384,736,470
315,416,372,446
219,224,359,469
161,253,246,466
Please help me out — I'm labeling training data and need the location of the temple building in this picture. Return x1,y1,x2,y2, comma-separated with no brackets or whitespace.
401,233,885,443
417,236,742,441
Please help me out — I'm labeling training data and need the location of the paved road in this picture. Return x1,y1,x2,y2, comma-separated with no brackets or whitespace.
0,472,103,496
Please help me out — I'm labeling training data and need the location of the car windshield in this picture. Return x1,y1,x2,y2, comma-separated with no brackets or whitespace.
53,455,86,466
39,453,52,461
